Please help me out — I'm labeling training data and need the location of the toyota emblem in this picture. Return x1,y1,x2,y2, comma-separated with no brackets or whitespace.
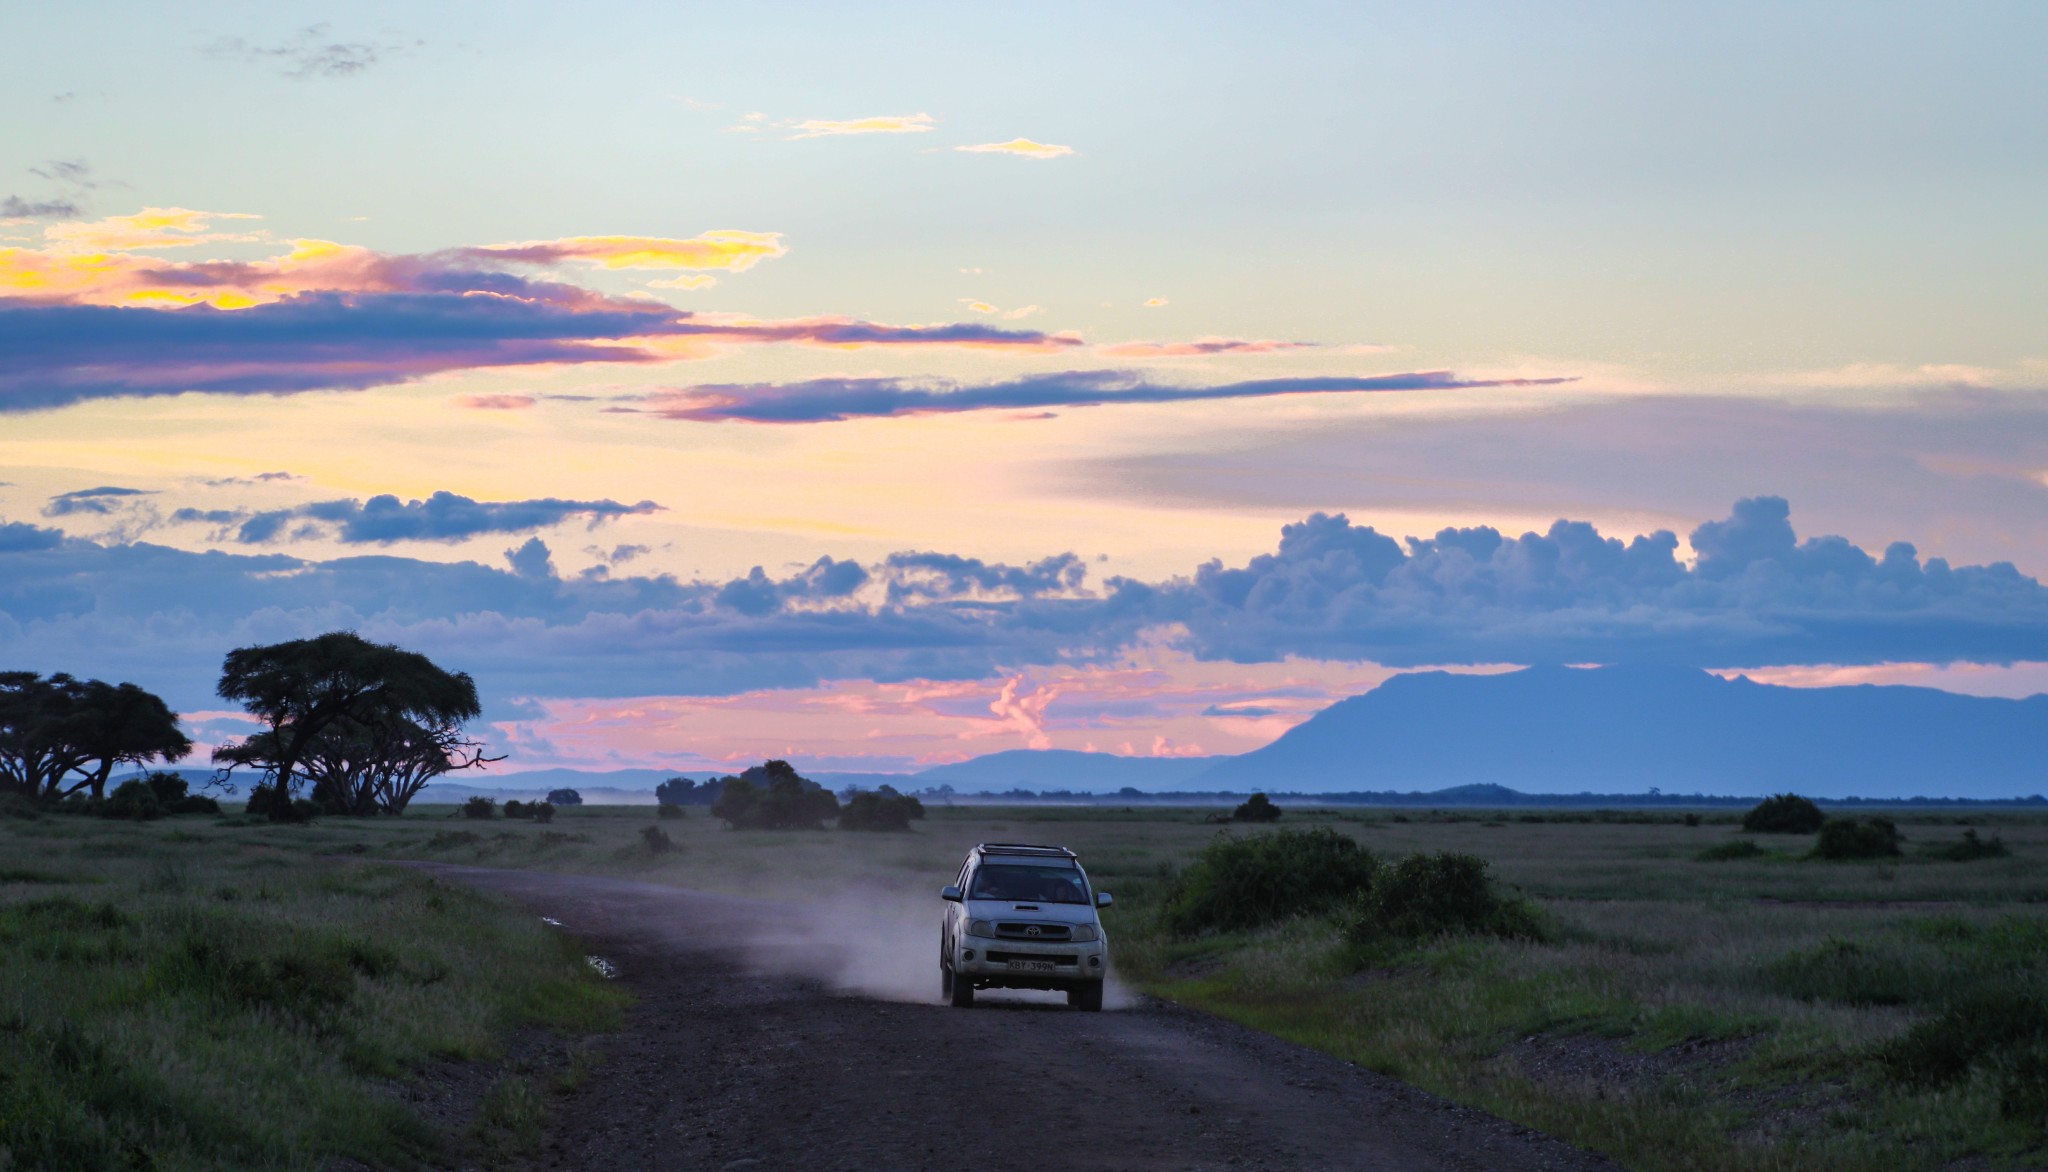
1025,925,1041,936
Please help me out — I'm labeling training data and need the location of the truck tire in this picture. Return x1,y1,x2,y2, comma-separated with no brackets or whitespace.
947,967,975,1008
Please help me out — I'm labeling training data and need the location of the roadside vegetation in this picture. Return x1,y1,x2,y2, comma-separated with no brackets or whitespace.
351,796,2046,1170
0,809,626,1170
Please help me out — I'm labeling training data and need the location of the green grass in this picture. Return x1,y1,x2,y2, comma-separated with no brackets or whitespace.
0,813,627,1171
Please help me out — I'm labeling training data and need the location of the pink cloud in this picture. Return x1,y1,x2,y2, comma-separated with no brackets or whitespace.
1100,338,1317,358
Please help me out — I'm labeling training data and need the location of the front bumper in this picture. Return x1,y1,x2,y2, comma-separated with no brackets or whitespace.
953,934,1107,989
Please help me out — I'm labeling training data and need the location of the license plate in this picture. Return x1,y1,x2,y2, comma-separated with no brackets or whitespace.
1007,959,1055,972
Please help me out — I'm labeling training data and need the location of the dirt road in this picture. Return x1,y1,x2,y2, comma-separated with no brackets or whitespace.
419,864,1616,1172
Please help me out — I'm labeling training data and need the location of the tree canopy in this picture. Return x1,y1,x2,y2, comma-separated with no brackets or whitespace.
710,760,839,830
0,672,191,801
214,632,486,818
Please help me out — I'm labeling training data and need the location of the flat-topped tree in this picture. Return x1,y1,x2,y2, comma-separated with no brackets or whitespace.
215,632,481,819
0,672,190,801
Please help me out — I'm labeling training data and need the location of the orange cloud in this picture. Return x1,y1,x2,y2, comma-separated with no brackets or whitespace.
43,207,264,252
472,230,786,272
955,138,1074,159
787,113,935,139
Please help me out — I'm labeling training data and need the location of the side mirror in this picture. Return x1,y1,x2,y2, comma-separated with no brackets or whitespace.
1096,891,1113,908
941,885,963,902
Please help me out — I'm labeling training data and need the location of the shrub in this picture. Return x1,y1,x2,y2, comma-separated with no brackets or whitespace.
1161,828,1378,936
1881,985,2048,1124
656,802,685,820
532,802,555,824
1811,816,1901,860
1230,793,1282,823
1696,839,1766,862
503,800,530,819
101,778,164,821
545,788,582,807
1682,812,1703,827
639,825,675,854
0,792,44,820
839,785,925,831
1348,851,1550,945
1742,793,1825,834
243,783,317,822
709,761,838,830
1923,828,2009,862
460,796,497,820
654,776,721,806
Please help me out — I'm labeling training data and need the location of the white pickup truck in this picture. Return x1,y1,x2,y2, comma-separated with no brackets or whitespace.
939,842,1112,1011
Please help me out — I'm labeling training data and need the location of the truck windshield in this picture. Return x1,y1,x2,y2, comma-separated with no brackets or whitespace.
970,864,1089,904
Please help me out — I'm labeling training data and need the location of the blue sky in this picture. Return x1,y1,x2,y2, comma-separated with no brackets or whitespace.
4,1,2046,773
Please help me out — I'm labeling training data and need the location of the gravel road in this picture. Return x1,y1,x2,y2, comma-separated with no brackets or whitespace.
416,864,1617,1172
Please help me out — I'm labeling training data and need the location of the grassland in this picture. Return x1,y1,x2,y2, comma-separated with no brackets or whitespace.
0,805,628,1171
5,799,2042,1170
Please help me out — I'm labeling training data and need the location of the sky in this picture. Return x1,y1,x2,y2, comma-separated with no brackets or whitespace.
4,1,2047,777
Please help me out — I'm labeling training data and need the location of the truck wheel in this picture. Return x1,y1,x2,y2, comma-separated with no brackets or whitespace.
948,967,975,1008
1069,984,1104,1012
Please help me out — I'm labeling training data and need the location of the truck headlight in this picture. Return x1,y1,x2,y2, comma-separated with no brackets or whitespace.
1069,924,1099,942
966,919,997,938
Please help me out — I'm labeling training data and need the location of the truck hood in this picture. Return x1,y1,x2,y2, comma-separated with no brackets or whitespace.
962,900,1099,926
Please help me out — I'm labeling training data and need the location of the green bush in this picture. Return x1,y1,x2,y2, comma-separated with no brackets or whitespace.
656,802,685,820
1161,827,1378,936
1742,793,1825,834
0,792,43,820
710,761,838,830
1348,851,1549,945
639,825,675,854
839,785,925,831
460,796,497,820
545,787,582,806
503,800,531,819
1811,816,1901,860
1696,839,1766,862
101,778,164,821
1230,793,1282,822
1922,828,2009,862
244,782,317,822
532,802,555,824
1881,985,2048,1125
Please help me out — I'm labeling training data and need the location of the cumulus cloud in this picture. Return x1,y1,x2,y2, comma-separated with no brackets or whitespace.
633,369,1570,423
785,113,935,139
1165,497,2048,668
231,490,662,545
43,486,154,517
955,139,1074,159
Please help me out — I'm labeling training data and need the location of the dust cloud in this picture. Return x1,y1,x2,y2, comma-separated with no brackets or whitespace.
729,885,1138,1010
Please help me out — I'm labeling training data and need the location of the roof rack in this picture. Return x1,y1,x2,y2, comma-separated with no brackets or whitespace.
975,842,1077,859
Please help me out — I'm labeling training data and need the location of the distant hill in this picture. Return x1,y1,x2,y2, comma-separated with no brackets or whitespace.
1187,665,2048,799
911,749,1222,791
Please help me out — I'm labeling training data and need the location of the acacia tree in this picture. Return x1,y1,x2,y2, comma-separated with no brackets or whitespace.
214,632,483,820
0,672,191,801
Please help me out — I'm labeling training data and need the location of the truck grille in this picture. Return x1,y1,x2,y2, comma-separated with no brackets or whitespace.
995,922,1071,941
986,951,1078,966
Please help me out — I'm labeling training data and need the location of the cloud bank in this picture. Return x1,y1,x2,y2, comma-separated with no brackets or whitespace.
4,499,2045,718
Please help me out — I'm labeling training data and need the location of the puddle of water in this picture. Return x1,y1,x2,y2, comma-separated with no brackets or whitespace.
586,955,619,980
